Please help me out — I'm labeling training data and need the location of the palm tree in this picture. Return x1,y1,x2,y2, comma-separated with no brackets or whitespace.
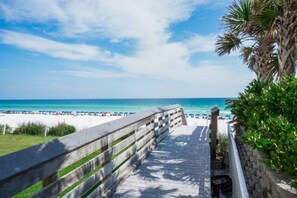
216,0,277,83
241,38,278,83
217,0,297,82
254,0,297,80
216,33,277,84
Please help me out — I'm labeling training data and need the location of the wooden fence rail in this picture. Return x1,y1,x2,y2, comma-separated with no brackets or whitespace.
0,104,187,198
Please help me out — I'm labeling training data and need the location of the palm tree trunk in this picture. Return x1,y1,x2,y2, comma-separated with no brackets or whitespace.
254,38,275,84
275,4,297,80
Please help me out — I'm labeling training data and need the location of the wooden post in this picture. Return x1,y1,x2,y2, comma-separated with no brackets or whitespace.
153,115,160,146
180,108,188,125
3,124,6,135
210,106,219,160
44,127,48,137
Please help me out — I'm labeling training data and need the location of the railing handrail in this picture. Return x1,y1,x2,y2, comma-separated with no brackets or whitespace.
228,124,249,198
0,104,185,197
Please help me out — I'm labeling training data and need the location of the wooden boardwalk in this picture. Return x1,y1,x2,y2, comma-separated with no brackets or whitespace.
112,125,211,198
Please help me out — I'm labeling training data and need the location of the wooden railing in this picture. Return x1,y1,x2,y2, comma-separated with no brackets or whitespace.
0,104,187,197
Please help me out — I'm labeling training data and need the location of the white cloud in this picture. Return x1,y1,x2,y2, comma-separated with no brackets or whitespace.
0,0,205,41
0,0,255,97
118,42,189,77
0,0,67,22
0,1,210,70
61,69,130,79
183,34,217,53
110,38,122,43
0,30,118,62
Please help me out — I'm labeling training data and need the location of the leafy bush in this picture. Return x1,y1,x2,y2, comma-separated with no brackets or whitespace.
292,180,297,189
266,77,297,124
226,79,267,130
227,76,297,177
217,133,228,156
48,123,76,136
217,133,228,168
0,124,12,134
14,122,46,136
244,116,297,175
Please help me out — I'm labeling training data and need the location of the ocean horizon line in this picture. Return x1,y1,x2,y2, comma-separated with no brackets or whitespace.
0,97,236,101
0,98,232,115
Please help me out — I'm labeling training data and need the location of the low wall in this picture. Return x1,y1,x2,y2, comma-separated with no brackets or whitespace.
235,126,297,198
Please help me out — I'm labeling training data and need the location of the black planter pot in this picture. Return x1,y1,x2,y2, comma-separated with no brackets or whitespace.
211,175,232,196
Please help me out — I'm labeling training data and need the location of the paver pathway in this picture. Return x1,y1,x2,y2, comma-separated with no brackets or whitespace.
112,125,211,197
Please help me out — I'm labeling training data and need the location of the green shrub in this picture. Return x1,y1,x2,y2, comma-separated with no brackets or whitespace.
14,122,46,136
217,133,228,156
226,79,267,130
228,75,297,177
48,123,76,136
0,124,12,134
217,133,228,168
266,76,297,124
292,180,297,189
244,116,297,175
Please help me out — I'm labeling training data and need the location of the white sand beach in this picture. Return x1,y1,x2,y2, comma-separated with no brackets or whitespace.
186,118,229,134
0,113,229,134
0,114,120,131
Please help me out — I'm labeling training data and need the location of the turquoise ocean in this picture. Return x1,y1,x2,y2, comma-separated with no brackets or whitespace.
0,98,233,115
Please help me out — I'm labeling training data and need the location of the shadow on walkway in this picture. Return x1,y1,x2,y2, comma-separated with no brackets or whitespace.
112,125,211,198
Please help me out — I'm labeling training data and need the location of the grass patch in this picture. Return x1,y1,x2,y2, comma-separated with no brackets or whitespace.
13,183,42,198
0,134,57,198
0,134,57,157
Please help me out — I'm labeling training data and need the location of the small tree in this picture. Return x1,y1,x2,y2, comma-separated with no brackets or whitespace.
217,133,228,168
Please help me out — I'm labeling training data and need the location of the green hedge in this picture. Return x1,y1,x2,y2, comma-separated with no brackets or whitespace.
14,122,46,136
227,76,297,178
13,122,76,137
48,123,76,136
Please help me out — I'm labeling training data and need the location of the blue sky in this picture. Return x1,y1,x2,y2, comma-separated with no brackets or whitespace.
0,0,255,99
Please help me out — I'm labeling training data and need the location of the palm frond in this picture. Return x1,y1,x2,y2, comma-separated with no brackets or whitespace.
240,47,253,63
241,47,257,72
215,33,242,56
222,0,253,33
256,8,280,33
225,99,236,110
